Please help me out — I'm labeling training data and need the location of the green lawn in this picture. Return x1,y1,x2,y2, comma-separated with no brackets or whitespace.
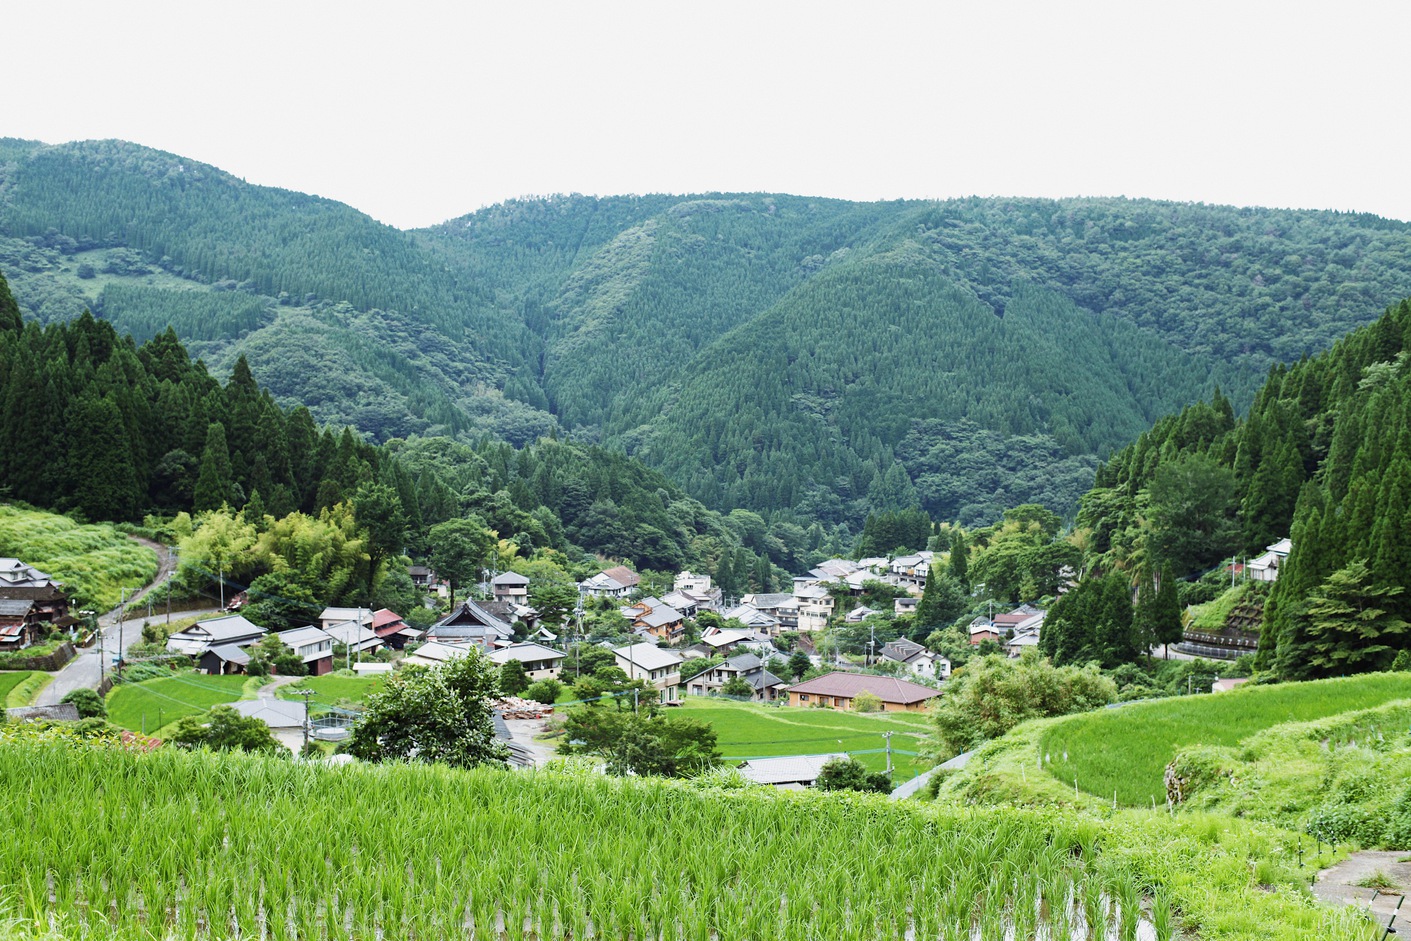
276,674,385,712
106,673,251,735
1042,672,1411,806
678,698,933,775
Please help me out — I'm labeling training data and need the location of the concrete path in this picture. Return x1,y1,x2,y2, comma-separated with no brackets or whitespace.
1312,850,1411,922
502,717,558,766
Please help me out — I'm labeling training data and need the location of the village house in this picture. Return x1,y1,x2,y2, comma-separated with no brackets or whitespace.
323,620,383,658
740,592,798,631
0,559,71,632
427,599,514,651
1006,630,1042,658
786,672,941,712
318,607,373,632
880,638,950,679
228,699,308,751
407,564,434,588
613,643,683,704
845,605,879,624
579,565,640,599
275,626,337,676
888,552,934,589
894,596,920,617
622,596,687,643
400,640,476,668
723,602,782,636
683,652,786,701
737,753,850,789
697,625,776,657
0,599,42,650
490,572,531,604
794,584,835,632
1247,538,1292,582
487,641,566,682
371,608,424,650
198,644,250,675
167,614,267,658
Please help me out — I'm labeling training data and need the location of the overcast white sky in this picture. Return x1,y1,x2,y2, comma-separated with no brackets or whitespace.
7,1,1410,230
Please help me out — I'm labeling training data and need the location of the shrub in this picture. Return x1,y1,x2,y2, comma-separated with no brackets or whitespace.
852,690,882,713
524,678,563,705
60,688,106,719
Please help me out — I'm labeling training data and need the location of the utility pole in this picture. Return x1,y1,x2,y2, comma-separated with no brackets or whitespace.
117,587,131,674
297,689,315,752
883,731,894,779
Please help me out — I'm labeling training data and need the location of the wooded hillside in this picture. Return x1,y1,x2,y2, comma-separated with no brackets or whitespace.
7,138,1411,526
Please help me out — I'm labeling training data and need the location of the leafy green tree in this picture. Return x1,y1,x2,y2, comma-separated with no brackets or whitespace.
169,705,284,754
352,482,407,603
523,678,563,705
787,650,812,680
427,516,495,608
244,571,321,633
1145,453,1240,576
915,567,967,629
60,688,106,719
816,756,892,793
347,653,507,768
560,709,721,777
948,528,970,590
499,659,530,696
930,655,1115,758
719,675,754,699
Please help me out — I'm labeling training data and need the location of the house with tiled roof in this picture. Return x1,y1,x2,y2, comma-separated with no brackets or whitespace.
786,671,941,712
276,626,337,676
167,614,266,657
622,596,686,643
880,638,949,679
371,608,424,649
683,652,787,701
614,643,683,704
487,642,566,682
427,599,514,651
491,572,531,603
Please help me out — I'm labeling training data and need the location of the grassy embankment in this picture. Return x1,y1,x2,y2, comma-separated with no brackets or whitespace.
105,673,256,736
1037,673,1411,807
0,670,50,708
0,503,158,610
678,697,932,775
0,733,1382,941
276,673,386,713
1168,698,1411,847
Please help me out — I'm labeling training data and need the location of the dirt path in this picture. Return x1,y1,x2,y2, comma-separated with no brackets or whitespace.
1312,850,1411,922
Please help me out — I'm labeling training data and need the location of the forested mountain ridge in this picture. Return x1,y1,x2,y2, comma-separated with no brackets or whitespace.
7,137,1411,527
1066,296,1411,679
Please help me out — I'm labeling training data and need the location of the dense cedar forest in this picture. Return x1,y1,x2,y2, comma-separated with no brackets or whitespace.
6,138,1411,533
0,270,796,602
1062,298,1411,679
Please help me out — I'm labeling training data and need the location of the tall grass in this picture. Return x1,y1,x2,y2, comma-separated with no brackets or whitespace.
1042,673,1411,805
0,739,1184,941
0,505,158,610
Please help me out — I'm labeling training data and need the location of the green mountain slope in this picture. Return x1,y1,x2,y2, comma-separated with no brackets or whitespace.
7,138,1411,525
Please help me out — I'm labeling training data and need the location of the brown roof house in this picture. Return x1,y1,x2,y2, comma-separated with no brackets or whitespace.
786,672,941,712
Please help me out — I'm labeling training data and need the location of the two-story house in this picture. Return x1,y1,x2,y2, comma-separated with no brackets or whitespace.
614,643,683,704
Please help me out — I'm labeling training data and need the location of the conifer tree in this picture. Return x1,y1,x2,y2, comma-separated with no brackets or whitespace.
194,421,236,512
948,528,970,590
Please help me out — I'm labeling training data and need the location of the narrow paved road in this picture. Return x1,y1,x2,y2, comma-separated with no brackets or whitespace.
35,539,214,706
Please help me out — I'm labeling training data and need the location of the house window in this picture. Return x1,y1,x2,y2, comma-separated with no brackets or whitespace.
799,694,809,702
